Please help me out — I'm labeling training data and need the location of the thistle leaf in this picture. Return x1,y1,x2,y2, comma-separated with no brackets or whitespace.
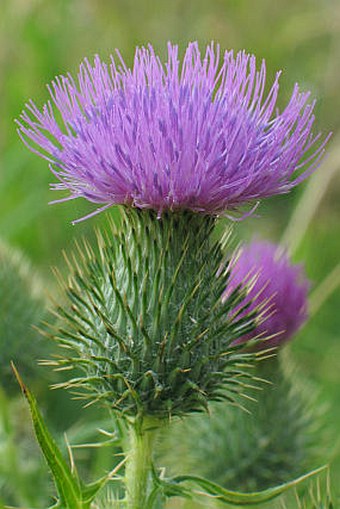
12,363,83,509
170,465,327,505
11,364,116,509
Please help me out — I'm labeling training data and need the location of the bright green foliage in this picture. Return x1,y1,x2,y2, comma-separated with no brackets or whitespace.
13,365,122,509
47,209,263,420
12,363,320,509
161,354,324,492
161,466,326,506
0,241,46,390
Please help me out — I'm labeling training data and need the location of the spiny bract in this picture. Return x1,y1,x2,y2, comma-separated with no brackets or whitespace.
46,210,263,419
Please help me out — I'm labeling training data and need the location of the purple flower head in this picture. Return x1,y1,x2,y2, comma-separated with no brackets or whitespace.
17,42,328,222
227,241,309,348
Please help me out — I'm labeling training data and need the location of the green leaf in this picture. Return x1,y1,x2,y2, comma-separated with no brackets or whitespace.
12,364,124,508
171,465,327,505
146,480,191,509
12,363,83,509
81,456,127,503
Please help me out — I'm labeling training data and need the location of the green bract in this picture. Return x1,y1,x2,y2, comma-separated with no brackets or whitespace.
47,209,262,420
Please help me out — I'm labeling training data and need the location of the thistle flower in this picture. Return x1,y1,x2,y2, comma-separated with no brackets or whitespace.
227,241,309,347
17,42,328,221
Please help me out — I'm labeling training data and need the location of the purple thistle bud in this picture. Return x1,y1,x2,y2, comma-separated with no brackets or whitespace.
227,241,309,348
17,42,328,221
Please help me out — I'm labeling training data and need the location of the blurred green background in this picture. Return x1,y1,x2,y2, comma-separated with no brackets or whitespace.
0,0,339,507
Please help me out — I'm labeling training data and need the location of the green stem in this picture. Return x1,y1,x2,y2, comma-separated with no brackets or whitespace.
125,417,158,509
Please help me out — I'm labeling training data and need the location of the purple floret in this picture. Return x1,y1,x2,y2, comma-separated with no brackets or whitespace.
227,241,309,348
17,42,328,221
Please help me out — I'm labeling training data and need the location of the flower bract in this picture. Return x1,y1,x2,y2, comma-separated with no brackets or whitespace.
46,210,262,418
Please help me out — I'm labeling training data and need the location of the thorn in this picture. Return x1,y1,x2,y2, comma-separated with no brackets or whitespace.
10,362,27,396
64,433,77,475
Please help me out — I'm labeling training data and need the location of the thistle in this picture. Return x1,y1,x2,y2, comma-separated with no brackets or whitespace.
0,241,47,391
226,241,310,348
161,241,324,493
16,43,329,508
48,210,259,419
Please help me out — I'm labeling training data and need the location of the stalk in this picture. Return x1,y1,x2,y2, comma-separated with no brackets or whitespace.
125,417,158,509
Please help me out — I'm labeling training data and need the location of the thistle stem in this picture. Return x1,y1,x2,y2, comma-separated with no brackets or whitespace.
125,417,158,509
